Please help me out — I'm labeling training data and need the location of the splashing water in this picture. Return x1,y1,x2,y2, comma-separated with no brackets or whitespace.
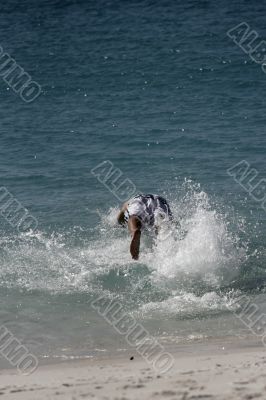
0,179,260,365
145,184,247,288
0,180,249,318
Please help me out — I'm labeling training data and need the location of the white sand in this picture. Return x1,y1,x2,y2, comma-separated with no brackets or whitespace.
1,346,266,399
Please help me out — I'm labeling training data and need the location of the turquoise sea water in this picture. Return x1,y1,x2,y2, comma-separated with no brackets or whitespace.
0,0,266,367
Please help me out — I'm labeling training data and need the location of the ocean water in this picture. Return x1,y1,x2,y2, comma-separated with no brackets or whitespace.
0,0,266,367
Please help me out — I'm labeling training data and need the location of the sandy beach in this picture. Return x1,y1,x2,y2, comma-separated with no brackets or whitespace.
1,344,266,400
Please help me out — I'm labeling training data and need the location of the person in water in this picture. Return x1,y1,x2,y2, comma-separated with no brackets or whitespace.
117,194,173,260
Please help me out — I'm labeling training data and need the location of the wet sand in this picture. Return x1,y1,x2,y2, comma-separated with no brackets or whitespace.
1,344,266,399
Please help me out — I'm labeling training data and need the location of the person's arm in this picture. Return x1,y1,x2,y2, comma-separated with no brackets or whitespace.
128,216,142,260
117,202,128,225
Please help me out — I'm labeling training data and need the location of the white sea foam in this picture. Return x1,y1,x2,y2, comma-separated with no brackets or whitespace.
0,180,248,318
137,291,236,319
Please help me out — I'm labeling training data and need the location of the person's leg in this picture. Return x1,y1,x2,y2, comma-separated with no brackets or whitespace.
157,196,173,220
154,198,174,238
128,216,142,260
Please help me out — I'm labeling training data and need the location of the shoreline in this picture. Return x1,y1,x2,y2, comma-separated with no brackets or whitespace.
1,340,266,399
